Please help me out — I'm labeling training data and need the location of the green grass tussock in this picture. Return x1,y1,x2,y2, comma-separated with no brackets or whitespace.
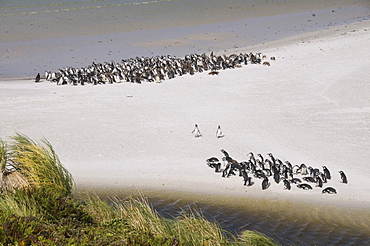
9,133,74,197
0,134,280,245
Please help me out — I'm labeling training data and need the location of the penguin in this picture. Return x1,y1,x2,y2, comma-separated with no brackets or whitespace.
262,177,270,190
290,178,302,184
315,176,323,188
222,164,230,178
247,152,256,165
297,183,313,190
323,166,331,180
209,162,221,172
241,170,250,186
207,157,219,163
264,159,271,170
206,157,221,172
320,172,327,183
245,177,253,186
273,171,280,184
300,163,308,175
220,149,230,158
292,165,300,174
339,171,348,184
191,124,202,137
267,153,276,165
303,176,316,183
255,170,266,179
35,73,41,82
311,168,320,178
216,125,224,138
257,153,264,163
283,179,291,190
322,187,337,194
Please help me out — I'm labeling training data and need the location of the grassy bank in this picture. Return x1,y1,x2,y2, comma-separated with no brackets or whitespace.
0,134,279,245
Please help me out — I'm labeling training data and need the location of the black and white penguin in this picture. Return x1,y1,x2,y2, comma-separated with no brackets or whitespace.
206,157,221,172
283,179,291,190
273,171,280,184
242,170,253,186
262,177,270,190
323,166,331,180
191,124,202,137
267,153,276,165
322,187,337,194
300,163,308,175
290,178,302,184
216,125,224,138
222,163,230,178
297,183,313,190
320,172,327,183
35,73,41,82
220,149,230,158
207,157,219,163
315,176,323,188
339,171,348,184
303,176,316,183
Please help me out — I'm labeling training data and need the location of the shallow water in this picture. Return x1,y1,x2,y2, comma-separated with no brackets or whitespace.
105,192,370,246
1,0,369,78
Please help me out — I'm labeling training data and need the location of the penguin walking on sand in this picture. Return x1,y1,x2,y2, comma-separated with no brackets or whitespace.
216,125,224,138
35,73,41,82
191,124,202,138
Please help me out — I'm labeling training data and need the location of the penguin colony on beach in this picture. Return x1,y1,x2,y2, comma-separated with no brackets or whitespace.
206,150,348,194
40,52,267,85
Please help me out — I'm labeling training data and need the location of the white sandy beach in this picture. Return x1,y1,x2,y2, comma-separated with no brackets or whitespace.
1,20,370,211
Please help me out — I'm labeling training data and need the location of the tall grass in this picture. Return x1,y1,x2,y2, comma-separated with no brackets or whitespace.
8,133,74,197
85,194,233,245
239,230,280,246
0,189,40,221
0,138,9,174
173,208,230,245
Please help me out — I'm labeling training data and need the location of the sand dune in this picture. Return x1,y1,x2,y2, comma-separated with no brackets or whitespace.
1,20,369,209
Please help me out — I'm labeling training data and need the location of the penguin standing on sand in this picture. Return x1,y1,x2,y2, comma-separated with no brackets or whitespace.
35,73,41,82
216,125,224,138
262,177,270,190
283,179,291,190
339,171,348,184
191,124,202,138
323,166,331,180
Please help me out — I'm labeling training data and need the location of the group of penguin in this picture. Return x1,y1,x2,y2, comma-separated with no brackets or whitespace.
37,52,265,85
206,149,348,194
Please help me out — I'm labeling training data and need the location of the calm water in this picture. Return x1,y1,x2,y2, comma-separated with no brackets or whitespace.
1,0,369,77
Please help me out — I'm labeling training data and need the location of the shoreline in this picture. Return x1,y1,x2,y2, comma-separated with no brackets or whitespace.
1,19,370,212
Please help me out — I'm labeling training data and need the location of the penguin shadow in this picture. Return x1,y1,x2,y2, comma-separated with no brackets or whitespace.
216,134,225,139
